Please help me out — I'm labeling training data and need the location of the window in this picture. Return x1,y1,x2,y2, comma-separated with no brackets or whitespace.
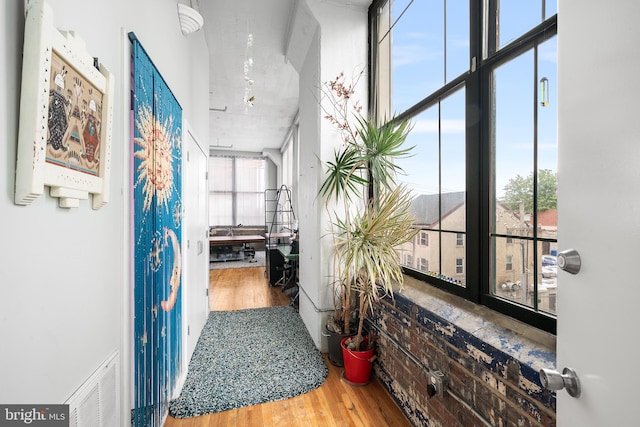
282,125,297,193
372,0,557,333
404,254,413,267
378,0,469,114
419,258,428,272
491,34,558,318
394,85,467,288
282,140,293,192
209,156,266,226
419,231,429,246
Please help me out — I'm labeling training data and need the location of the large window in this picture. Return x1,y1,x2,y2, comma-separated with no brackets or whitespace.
282,132,294,192
209,156,266,227
372,0,557,333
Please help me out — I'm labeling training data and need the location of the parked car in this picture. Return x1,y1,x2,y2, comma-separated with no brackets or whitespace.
541,255,557,278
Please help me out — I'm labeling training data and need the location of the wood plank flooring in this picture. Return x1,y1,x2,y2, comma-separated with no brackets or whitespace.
164,266,412,427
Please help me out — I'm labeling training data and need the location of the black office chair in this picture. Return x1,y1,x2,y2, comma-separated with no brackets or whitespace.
274,262,292,287
243,243,256,261
281,243,299,308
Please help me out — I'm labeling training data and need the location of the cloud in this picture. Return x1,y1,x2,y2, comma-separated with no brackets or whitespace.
538,141,558,151
539,45,558,63
449,38,470,49
403,31,431,41
393,42,442,67
412,118,465,134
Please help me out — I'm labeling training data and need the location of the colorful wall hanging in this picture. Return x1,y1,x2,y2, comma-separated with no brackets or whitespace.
15,0,113,209
130,33,183,427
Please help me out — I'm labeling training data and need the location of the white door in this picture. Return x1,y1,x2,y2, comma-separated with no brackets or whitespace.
183,124,210,365
556,1,640,424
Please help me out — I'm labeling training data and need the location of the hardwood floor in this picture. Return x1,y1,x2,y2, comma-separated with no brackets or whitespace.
164,266,412,427
208,266,290,310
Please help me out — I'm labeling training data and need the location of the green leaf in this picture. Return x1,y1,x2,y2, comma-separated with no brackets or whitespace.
354,115,415,194
319,146,368,203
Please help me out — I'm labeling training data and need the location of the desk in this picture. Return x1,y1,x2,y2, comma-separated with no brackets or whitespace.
266,232,294,240
209,235,264,262
276,245,299,307
277,244,299,261
209,235,265,245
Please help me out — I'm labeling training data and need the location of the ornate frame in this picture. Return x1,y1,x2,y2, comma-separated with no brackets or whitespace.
15,0,113,209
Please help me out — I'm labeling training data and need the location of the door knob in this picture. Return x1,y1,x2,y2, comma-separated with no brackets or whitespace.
539,367,581,398
557,249,581,274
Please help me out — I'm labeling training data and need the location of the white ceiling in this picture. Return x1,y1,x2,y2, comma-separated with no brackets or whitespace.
197,0,372,154
199,0,299,154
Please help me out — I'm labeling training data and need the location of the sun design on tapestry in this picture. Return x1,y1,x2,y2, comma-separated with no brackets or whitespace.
134,103,177,213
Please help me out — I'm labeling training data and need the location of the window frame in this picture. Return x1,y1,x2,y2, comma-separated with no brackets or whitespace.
209,155,266,227
369,0,557,333
419,231,429,246
405,254,413,268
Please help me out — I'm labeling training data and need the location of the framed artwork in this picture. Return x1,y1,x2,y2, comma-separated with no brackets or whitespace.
15,0,113,209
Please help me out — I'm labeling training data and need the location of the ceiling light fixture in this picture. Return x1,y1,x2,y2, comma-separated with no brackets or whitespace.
177,2,204,35
243,32,255,110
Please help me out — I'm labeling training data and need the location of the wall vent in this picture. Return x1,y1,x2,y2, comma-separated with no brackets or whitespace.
65,351,119,427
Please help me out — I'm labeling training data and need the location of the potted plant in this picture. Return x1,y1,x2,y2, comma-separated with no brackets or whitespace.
319,72,418,383
323,278,356,367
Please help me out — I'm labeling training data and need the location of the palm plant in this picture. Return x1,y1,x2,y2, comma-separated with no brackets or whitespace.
319,72,418,351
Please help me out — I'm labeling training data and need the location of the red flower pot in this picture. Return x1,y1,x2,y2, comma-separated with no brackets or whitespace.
341,336,375,385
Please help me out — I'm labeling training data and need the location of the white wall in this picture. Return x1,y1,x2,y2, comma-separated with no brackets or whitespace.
297,19,325,346
182,124,210,386
0,0,209,423
295,0,369,350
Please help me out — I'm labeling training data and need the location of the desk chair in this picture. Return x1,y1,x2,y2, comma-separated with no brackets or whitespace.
281,248,299,308
274,262,292,287
242,243,256,262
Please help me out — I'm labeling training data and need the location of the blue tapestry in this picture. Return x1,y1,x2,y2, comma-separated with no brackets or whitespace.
130,33,183,427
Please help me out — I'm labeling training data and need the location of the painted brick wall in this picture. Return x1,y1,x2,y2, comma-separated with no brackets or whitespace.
369,293,556,427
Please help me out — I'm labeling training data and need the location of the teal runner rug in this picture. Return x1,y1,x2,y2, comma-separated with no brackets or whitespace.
169,306,327,417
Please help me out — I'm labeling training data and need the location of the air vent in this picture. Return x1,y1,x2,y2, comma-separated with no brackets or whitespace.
66,351,119,427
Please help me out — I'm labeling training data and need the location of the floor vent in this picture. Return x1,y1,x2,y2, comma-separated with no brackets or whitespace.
66,351,119,427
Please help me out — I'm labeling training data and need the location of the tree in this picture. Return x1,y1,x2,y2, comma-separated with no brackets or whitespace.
502,169,557,213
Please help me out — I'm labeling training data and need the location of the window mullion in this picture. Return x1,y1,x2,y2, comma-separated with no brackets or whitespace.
232,157,237,226
486,0,498,57
532,43,540,311
465,0,484,303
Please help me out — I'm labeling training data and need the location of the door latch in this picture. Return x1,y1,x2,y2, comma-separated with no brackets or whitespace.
539,367,581,398
557,249,581,274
